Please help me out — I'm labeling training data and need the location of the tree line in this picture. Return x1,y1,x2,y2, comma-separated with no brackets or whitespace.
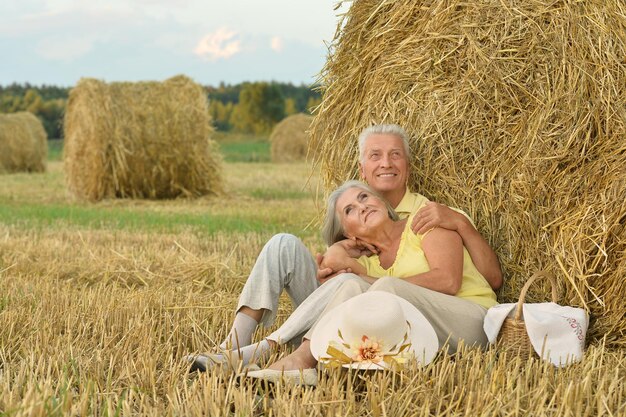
0,81,322,139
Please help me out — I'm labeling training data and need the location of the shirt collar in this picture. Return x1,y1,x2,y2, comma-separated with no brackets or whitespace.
394,188,428,215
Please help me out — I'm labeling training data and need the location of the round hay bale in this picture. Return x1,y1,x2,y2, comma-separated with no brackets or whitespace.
0,111,47,173
311,0,626,346
63,75,223,201
270,113,313,162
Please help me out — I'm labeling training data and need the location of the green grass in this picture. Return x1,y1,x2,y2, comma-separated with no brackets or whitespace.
47,133,272,163
0,201,311,236
48,139,63,161
213,131,270,162
218,140,270,162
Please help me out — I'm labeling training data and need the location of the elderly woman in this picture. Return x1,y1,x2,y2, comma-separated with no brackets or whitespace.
245,180,497,382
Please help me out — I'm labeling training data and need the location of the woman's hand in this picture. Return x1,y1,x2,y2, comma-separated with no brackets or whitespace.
337,238,378,258
319,241,355,272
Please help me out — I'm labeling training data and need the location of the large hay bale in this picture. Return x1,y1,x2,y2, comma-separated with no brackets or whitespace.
311,0,626,347
64,75,223,200
0,112,47,173
270,113,313,162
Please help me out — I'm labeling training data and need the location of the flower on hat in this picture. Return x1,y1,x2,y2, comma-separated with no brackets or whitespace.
351,335,384,362
321,324,414,370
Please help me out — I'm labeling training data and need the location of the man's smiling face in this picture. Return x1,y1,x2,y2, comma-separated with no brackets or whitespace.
359,133,409,197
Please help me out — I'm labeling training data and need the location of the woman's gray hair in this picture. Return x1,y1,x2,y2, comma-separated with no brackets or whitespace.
321,180,399,246
357,124,411,162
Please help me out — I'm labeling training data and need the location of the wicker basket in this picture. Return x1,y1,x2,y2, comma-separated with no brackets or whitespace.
496,271,558,360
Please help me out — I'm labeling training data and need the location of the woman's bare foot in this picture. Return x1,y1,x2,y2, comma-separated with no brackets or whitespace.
267,340,317,371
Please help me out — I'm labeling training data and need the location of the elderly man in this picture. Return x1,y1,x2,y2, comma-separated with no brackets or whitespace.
189,124,501,370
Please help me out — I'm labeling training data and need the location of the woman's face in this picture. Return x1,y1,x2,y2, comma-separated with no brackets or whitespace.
336,187,388,239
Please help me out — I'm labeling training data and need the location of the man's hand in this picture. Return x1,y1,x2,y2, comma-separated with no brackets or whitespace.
411,202,462,235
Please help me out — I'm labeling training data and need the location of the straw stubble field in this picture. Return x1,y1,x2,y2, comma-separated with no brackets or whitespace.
0,160,625,416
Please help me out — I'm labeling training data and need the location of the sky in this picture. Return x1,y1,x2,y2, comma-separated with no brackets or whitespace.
0,0,349,87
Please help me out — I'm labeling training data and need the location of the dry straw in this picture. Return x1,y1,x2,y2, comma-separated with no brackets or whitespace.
0,111,47,173
310,0,626,347
1,225,624,415
64,75,223,201
270,113,314,162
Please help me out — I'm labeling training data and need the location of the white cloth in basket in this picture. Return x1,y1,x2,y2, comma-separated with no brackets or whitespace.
483,302,589,367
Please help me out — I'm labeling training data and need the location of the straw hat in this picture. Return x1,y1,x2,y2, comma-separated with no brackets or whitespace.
310,291,439,370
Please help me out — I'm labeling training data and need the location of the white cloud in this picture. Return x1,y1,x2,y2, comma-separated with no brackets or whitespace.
193,28,241,61
270,36,283,53
36,37,93,61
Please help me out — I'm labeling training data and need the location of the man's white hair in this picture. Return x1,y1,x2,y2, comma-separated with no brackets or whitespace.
357,124,411,162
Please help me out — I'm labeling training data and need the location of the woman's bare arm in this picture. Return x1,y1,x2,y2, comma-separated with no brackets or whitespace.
319,240,367,276
411,202,503,289
316,238,374,283
401,227,464,295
